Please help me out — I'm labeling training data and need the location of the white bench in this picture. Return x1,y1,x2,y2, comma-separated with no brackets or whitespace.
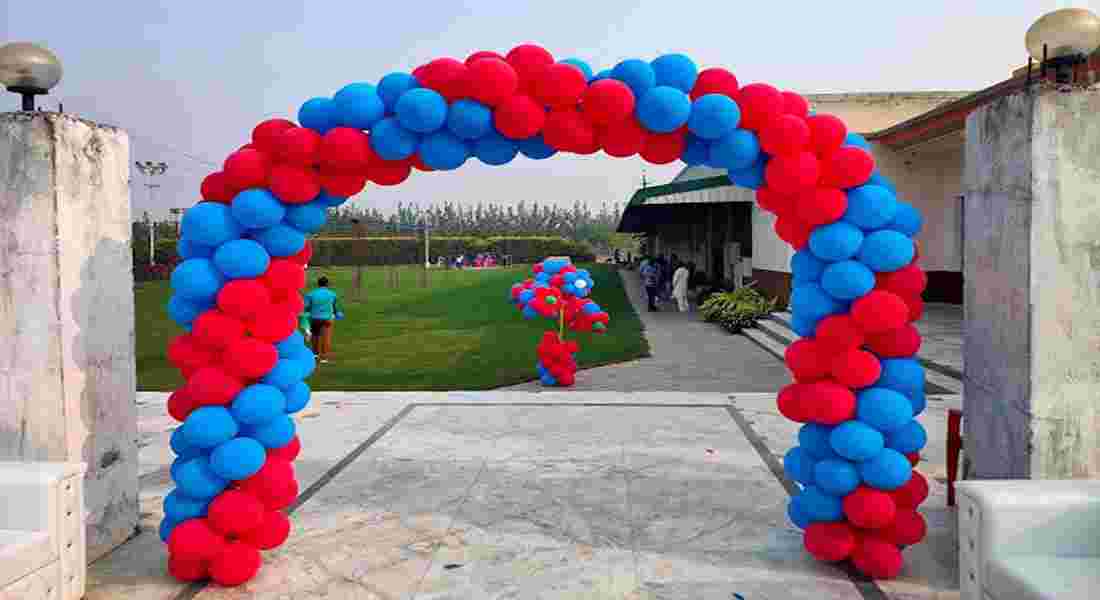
0,462,86,600
957,480,1100,600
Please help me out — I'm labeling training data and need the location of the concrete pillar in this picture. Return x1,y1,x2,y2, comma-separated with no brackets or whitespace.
0,112,138,560
964,87,1100,480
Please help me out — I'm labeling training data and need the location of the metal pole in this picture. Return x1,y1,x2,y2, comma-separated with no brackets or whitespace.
150,214,155,266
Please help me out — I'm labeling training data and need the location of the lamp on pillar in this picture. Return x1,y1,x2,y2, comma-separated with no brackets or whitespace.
0,42,63,111
1025,8,1100,85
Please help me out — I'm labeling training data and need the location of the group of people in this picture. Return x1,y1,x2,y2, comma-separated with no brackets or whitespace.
639,254,695,313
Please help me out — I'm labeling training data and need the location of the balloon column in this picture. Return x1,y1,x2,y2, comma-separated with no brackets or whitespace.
509,257,610,386
164,43,926,584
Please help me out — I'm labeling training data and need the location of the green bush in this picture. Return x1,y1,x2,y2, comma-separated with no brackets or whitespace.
308,236,595,266
699,285,777,333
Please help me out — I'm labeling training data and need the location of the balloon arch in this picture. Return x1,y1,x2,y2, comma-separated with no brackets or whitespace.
161,44,930,586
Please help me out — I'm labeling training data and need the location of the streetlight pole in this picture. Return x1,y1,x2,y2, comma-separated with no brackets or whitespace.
134,161,167,265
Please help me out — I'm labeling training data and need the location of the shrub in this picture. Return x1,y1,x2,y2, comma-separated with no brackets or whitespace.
699,285,777,333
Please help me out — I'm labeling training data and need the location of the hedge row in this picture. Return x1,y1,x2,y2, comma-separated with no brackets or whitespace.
309,236,596,266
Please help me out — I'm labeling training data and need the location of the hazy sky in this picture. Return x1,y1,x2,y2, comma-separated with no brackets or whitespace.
2,1,1076,220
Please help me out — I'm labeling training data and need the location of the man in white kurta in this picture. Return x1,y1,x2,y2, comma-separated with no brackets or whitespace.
672,262,691,312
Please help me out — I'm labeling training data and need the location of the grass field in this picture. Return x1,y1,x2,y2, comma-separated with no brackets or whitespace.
136,263,649,391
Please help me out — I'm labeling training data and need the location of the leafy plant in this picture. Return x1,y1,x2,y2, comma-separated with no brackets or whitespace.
699,285,777,333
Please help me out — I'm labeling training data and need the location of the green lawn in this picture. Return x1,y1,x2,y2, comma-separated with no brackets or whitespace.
136,263,649,391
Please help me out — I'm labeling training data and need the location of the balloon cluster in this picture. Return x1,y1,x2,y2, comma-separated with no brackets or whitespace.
536,331,579,386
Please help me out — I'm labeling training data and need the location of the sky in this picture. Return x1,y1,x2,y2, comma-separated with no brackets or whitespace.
1,0,1083,221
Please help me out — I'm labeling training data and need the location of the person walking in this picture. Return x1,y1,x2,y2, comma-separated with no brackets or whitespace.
640,258,661,312
304,276,343,363
672,260,691,312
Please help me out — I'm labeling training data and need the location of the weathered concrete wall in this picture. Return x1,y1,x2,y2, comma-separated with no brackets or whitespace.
808,92,971,134
0,112,138,560
963,86,1100,479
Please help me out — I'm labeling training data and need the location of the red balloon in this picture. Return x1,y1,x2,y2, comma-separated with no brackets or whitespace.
251,118,296,154
247,306,296,343
267,435,301,462
370,160,412,186
831,349,882,389
319,127,374,174
906,452,921,467
891,470,929,508
223,338,278,380
582,79,635,126
784,339,830,382
276,293,305,316
410,153,434,172
599,117,646,157
416,58,469,101
690,67,739,101
168,334,217,373
237,458,296,507
776,383,816,422
804,380,857,425
209,541,262,587
865,324,922,358
201,172,236,204
532,63,587,109
505,44,555,94
814,314,865,351
822,146,875,189
187,367,244,407
275,126,322,167
765,151,820,195
573,132,602,155
168,518,226,562
904,294,924,322
543,108,595,152
269,165,321,204
239,510,291,550
804,522,857,562
640,130,685,164
318,170,368,197
782,91,810,118
168,389,196,422
759,114,811,157
217,279,272,321
755,187,792,215
851,291,909,334
168,555,209,582
208,490,266,536
876,509,927,546
263,259,306,294
466,57,519,106
494,95,546,140
465,50,505,65
774,216,811,249
807,114,848,156
878,264,927,297
736,83,783,131
223,149,270,190
289,240,313,266
192,310,246,351
843,486,898,530
795,187,847,227
852,538,903,579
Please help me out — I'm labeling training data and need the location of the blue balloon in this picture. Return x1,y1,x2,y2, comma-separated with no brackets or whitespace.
790,312,821,337
843,133,872,151
371,117,420,160
251,224,306,257
163,489,209,522
681,134,710,166
171,258,225,301
886,419,928,454
232,188,286,230
728,157,768,190
209,437,267,481
540,373,557,386
298,97,338,134
170,427,201,459
231,384,287,427
285,201,328,234
636,86,691,133
170,458,187,483
419,130,469,170
858,230,914,272
159,516,180,542
821,260,875,300
886,201,923,237
518,289,536,304
867,170,898,195
876,358,925,401
517,134,557,160
167,294,212,327
276,331,306,357
790,282,842,320
317,191,348,207
262,358,304,389
800,485,844,522
181,406,239,449
651,53,697,93
182,202,242,247
857,388,913,433
809,221,865,262
582,302,601,315
377,72,420,113
244,414,296,449
333,82,385,130
522,305,539,320
559,58,593,80
446,99,492,140
296,352,317,379
788,495,811,529
830,420,886,462
709,129,761,171
611,58,657,98
173,456,229,499
859,448,912,490
395,88,448,134
688,94,741,140
844,185,898,230
178,238,214,260
213,239,270,279
592,69,612,82
791,250,826,283
783,447,817,486
910,389,927,416
536,362,547,375
285,381,310,413
814,459,862,497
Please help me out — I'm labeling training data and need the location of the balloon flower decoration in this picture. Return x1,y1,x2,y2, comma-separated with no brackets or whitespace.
163,42,928,584
510,257,610,386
